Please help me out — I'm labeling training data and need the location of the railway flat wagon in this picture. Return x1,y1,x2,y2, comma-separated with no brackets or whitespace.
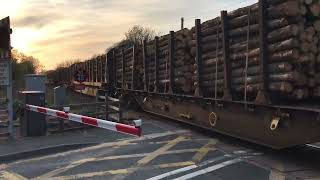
50,0,320,149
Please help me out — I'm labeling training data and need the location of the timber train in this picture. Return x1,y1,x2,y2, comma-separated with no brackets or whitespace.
48,0,320,149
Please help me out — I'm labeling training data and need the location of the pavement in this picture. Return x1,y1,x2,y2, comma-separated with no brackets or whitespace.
0,113,320,180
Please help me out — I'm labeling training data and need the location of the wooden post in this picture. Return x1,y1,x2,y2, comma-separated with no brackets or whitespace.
132,44,136,90
121,49,125,89
168,31,175,94
195,19,203,97
154,36,159,93
256,0,270,104
221,11,232,100
143,40,148,91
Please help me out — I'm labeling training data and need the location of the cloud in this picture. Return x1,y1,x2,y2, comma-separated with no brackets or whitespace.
7,0,258,69
13,14,61,28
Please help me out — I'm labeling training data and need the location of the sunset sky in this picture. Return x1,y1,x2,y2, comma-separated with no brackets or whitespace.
1,0,256,70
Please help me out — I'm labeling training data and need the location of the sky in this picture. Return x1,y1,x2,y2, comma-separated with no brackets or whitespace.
0,0,257,70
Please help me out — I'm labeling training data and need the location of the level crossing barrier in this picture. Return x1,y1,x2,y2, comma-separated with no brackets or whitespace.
25,104,142,137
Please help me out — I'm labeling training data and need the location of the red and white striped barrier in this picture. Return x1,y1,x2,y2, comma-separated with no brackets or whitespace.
25,104,142,137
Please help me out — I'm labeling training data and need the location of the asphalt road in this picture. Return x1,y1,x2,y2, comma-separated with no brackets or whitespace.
0,113,320,180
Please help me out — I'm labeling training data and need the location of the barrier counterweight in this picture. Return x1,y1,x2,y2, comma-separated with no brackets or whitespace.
25,104,141,137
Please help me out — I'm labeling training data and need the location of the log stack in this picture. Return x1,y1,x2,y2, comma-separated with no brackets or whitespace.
187,0,320,100
147,35,170,93
107,0,320,102
114,49,123,88
116,45,144,90
303,0,320,98
172,29,195,93
190,17,225,97
145,40,156,91
146,30,195,93
157,34,170,93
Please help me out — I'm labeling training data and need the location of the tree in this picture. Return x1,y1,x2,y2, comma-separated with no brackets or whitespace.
55,59,81,69
124,25,157,45
12,49,44,74
106,25,158,52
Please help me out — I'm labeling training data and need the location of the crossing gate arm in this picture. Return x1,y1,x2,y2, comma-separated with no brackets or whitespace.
25,104,142,137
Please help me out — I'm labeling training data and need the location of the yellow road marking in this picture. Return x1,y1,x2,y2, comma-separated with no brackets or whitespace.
34,134,192,179
137,136,185,165
51,161,195,180
148,138,212,145
0,171,27,180
158,161,194,168
7,130,189,167
192,139,218,163
36,148,214,179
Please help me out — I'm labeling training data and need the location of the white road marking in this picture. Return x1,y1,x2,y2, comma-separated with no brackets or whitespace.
147,165,197,180
172,158,242,180
146,155,231,180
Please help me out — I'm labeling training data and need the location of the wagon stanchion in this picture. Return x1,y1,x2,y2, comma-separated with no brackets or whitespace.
255,0,270,104
221,10,232,101
195,19,203,97
143,40,149,91
168,31,175,94
154,36,159,93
